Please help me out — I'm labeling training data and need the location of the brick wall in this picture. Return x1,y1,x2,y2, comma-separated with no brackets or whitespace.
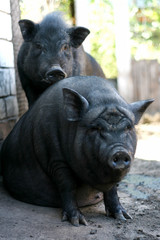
0,0,19,143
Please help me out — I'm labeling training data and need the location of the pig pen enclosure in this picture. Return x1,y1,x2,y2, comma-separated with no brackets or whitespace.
0,0,160,239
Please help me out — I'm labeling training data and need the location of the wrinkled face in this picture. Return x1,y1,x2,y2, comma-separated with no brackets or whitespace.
72,105,137,190
63,86,153,192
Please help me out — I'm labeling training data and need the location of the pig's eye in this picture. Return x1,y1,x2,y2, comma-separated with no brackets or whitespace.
125,123,132,131
35,43,43,50
62,44,69,51
90,126,102,133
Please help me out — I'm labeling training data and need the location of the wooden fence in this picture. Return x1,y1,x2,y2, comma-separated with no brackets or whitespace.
131,59,160,114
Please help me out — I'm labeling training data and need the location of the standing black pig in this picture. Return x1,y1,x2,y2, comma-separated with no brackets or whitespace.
18,12,105,106
1,76,153,226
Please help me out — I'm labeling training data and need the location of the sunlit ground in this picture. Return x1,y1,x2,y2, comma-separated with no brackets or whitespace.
135,119,160,161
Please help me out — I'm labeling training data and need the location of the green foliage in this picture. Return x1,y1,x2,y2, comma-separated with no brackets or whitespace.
19,0,73,23
57,0,72,13
56,0,74,22
19,0,45,20
89,0,117,78
129,1,160,61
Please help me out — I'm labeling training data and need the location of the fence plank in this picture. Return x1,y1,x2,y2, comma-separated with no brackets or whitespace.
131,59,160,113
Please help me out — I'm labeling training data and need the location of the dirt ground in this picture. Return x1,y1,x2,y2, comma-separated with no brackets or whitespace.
0,114,160,240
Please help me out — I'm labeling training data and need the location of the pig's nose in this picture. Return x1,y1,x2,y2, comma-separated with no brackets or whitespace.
109,151,131,170
46,67,67,81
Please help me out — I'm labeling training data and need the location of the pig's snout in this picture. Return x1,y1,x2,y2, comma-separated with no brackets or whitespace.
46,66,67,82
108,149,131,170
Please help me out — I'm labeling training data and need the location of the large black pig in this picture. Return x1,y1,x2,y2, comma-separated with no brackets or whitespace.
1,76,153,226
18,12,105,106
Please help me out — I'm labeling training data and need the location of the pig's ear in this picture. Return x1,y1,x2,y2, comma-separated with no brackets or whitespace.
19,20,38,41
68,27,90,48
63,88,89,121
130,99,154,125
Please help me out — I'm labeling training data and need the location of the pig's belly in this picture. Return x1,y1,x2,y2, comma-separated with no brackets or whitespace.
3,164,62,207
3,166,103,208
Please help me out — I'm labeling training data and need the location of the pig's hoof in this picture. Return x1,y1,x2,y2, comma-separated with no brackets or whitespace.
114,210,132,221
62,209,88,227
106,208,132,221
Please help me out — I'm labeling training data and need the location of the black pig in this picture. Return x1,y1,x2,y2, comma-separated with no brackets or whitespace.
18,12,105,106
1,76,153,226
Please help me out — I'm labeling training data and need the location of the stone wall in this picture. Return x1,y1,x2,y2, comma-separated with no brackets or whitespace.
0,0,19,143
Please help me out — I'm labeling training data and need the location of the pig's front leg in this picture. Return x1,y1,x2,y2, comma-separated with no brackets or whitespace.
52,162,88,226
103,185,132,221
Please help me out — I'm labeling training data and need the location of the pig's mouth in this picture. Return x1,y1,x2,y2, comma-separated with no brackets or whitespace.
91,146,132,191
94,170,128,192
42,66,67,86
94,182,115,192
107,145,132,171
